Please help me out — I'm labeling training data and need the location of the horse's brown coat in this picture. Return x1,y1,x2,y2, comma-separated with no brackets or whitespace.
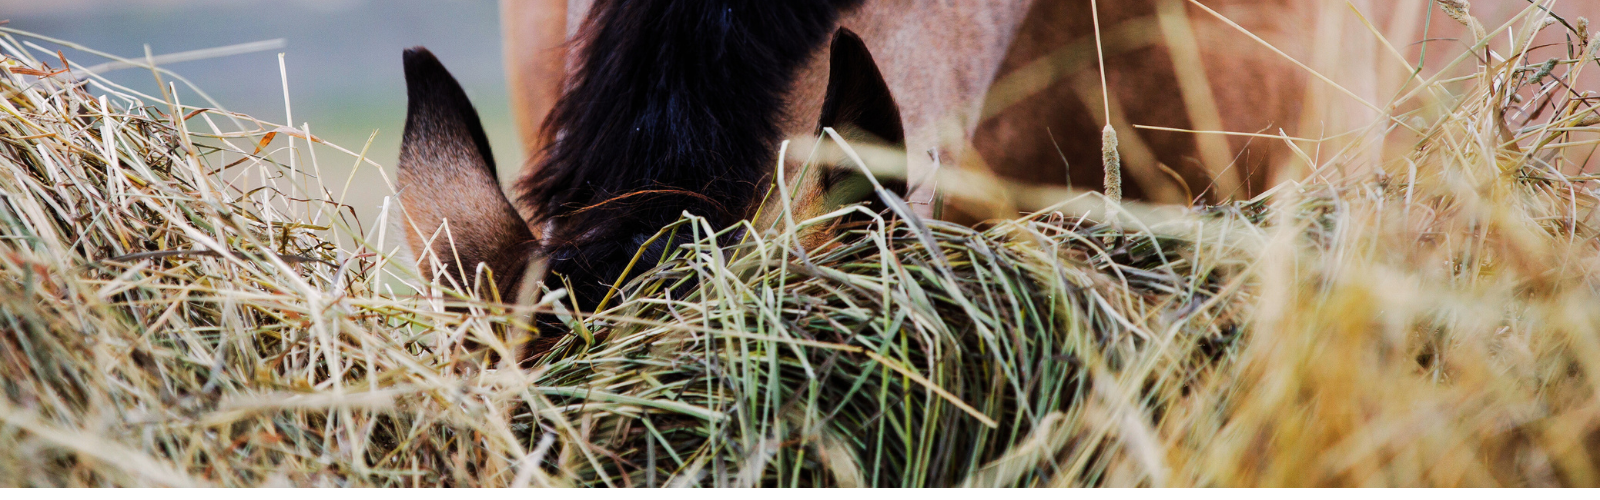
397,48,537,299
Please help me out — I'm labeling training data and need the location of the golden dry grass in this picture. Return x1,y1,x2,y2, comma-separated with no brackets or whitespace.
1,0,1599,487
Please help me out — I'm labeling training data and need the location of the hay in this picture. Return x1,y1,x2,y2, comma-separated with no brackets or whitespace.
1,1,1599,487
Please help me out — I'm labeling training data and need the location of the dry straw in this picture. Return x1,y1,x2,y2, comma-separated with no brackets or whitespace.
1,0,1599,487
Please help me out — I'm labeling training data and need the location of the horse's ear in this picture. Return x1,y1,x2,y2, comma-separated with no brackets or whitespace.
817,28,907,205
397,47,537,298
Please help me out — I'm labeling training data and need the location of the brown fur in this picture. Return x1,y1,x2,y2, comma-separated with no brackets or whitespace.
397,48,537,300
500,0,567,161
762,28,910,250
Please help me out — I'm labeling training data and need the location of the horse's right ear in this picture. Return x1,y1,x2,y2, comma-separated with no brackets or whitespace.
397,47,537,299
816,28,908,210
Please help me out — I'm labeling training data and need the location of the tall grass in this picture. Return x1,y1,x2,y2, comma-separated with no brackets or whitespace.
1,0,1598,487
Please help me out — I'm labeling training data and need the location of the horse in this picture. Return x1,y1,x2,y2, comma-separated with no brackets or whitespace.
456,0,1309,314
396,1,912,319
399,0,1598,323
500,0,1316,215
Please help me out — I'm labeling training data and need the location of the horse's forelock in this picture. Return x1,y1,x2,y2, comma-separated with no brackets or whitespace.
515,0,863,310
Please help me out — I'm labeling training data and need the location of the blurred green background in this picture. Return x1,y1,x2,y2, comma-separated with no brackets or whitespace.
4,0,521,237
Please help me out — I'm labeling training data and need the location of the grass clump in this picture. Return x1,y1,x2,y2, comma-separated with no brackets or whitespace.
1,1,1600,487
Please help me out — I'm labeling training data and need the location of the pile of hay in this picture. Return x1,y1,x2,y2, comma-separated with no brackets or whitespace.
2,3,1599,486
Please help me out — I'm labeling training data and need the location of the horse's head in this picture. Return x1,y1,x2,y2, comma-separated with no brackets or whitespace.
396,22,911,313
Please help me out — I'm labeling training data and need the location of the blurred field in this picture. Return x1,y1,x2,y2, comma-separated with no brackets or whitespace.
0,0,519,230
1,0,1599,488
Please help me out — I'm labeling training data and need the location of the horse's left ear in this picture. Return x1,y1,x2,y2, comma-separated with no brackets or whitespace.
396,47,537,299
816,28,908,208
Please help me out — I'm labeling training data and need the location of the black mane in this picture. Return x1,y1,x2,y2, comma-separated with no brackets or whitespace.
517,0,864,310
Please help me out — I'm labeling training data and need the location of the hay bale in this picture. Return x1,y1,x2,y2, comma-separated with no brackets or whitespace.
1,2,1599,486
